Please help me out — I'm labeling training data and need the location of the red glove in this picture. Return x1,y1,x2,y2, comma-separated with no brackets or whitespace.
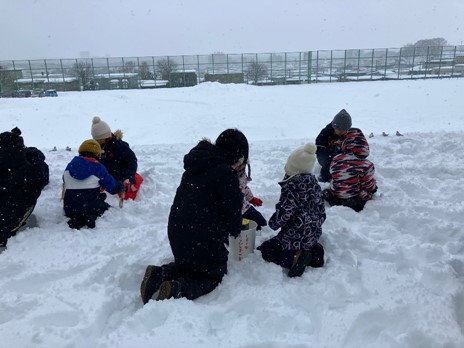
250,197,263,207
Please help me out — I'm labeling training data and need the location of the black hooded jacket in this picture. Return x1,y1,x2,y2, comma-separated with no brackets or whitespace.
167,140,242,275
0,143,49,236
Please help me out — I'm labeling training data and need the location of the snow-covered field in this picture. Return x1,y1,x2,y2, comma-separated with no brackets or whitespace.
1,79,463,347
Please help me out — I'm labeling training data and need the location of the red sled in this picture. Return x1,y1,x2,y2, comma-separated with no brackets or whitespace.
124,173,144,200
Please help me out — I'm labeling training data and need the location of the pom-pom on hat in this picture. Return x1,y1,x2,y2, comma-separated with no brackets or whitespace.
215,128,249,165
91,116,112,140
284,143,317,177
78,139,104,156
332,109,352,131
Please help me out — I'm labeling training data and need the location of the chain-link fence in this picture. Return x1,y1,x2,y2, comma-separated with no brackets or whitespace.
1,46,463,94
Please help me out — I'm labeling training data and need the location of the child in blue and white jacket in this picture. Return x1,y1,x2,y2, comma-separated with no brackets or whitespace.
257,143,326,277
63,139,122,229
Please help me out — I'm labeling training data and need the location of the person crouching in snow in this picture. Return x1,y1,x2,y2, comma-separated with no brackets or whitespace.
235,160,267,230
63,139,123,229
322,128,377,212
0,129,49,253
91,116,142,200
140,129,247,303
257,143,326,277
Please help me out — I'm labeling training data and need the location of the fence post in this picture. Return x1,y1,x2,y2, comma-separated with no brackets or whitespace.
438,46,443,77
357,49,361,81
315,50,319,83
44,59,50,86
59,59,65,90
370,49,374,80
284,52,287,84
425,47,430,78
152,56,156,86
28,60,34,89
451,46,457,76
383,48,388,79
182,55,185,87
397,48,402,80
197,55,200,84
329,50,333,82
343,49,347,80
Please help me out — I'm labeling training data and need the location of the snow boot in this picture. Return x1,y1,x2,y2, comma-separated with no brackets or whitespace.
140,265,164,304
84,214,97,229
308,243,324,268
68,217,85,230
288,250,312,277
156,280,182,301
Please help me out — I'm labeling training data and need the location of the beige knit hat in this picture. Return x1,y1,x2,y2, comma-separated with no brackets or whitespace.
284,143,317,177
91,116,112,140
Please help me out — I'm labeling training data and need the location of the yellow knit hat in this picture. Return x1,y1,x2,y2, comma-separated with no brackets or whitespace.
78,139,103,156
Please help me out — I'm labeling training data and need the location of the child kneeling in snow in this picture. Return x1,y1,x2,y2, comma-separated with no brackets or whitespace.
235,160,267,230
257,143,326,277
62,139,123,229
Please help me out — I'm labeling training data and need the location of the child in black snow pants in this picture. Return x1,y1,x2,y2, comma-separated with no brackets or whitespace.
63,139,123,229
258,143,326,277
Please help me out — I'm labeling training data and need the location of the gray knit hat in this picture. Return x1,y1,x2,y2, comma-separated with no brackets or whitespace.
332,109,352,131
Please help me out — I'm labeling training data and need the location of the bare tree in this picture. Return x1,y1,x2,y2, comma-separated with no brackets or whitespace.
246,61,268,84
139,62,154,80
123,61,137,73
403,37,449,59
156,59,178,80
71,62,93,88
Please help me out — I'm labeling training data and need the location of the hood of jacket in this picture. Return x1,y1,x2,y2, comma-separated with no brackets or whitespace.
183,140,228,174
341,127,370,158
65,156,100,180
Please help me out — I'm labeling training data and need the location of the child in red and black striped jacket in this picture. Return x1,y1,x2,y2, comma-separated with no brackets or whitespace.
323,128,377,212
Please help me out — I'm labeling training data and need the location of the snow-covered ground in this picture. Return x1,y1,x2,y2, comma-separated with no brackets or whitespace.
1,79,463,348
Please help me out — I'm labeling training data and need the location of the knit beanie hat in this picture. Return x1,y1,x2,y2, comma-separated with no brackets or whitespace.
78,139,103,156
284,143,317,177
215,128,249,165
91,116,112,140
332,109,352,131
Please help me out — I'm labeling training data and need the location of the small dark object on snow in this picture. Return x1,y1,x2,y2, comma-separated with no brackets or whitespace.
66,146,71,151
51,146,57,151
382,132,389,137
396,131,404,136
368,132,374,138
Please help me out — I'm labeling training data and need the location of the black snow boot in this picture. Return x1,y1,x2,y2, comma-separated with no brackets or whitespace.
68,218,85,230
84,214,98,229
308,243,325,268
288,250,312,277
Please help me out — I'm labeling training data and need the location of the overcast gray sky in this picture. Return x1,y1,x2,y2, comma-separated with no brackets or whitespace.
1,0,462,60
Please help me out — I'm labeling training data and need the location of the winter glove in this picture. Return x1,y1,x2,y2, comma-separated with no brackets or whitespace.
250,197,263,207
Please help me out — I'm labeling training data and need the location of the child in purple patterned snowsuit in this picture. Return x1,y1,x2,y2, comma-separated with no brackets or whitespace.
257,143,326,277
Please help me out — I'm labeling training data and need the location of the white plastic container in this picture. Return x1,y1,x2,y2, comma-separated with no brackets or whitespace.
229,220,257,261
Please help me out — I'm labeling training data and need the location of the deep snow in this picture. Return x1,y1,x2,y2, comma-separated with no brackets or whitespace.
1,79,464,348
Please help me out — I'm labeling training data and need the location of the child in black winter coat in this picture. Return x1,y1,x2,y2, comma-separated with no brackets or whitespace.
258,143,326,277
0,128,49,252
62,139,123,229
91,117,142,200
315,109,352,182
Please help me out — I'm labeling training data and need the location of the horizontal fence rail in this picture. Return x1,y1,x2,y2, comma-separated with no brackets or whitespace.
1,46,464,94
